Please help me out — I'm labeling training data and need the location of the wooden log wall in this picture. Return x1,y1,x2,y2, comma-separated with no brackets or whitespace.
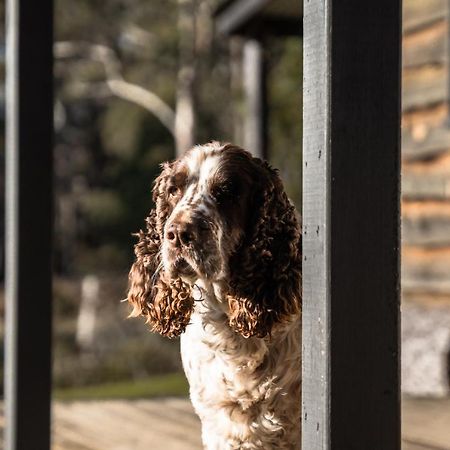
402,0,450,307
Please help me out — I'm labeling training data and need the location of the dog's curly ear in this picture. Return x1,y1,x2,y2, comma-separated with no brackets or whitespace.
127,168,194,338
127,210,160,319
228,160,302,338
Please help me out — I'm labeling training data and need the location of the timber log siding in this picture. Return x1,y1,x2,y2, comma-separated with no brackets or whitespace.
402,0,450,308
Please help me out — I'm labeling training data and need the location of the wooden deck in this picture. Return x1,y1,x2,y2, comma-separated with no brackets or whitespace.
0,397,449,449
403,397,450,450
52,398,202,450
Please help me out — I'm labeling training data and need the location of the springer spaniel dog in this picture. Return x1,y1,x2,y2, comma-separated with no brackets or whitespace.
127,142,301,449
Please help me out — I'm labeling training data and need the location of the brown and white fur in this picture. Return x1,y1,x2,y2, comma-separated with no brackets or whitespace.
127,142,302,449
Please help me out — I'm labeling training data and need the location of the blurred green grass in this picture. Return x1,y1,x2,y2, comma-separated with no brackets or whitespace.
54,372,189,401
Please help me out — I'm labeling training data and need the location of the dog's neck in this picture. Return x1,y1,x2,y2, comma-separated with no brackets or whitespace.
184,278,269,377
193,278,229,314
191,277,299,341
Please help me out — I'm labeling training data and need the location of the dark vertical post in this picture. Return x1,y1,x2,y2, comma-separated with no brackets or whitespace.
302,0,401,449
243,38,268,159
5,0,53,449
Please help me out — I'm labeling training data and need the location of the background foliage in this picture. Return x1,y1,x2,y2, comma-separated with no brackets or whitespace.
0,0,301,394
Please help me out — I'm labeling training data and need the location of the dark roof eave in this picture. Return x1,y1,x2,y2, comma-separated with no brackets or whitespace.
214,0,302,38
214,0,272,36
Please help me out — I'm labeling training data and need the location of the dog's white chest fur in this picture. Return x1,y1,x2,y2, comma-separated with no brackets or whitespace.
180,300,301,450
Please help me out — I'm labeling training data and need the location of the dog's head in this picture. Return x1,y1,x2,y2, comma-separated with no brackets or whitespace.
127,142,301,338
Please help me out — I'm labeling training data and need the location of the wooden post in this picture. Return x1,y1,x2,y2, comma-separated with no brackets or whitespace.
302,0,401,449
243,39,268,159
5,0,53,449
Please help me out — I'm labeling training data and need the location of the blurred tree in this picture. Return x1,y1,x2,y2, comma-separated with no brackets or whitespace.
49,0,302,389
53,0,234,275
175,0,197,154
268,37,303,209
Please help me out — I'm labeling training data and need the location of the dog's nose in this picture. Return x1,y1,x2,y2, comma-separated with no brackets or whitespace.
166,223,194,247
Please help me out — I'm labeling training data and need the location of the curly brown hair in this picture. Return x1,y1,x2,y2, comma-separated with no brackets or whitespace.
127,167,194,338
226,157,302,338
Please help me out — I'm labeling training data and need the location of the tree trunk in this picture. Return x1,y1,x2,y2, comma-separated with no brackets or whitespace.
175,0,197,156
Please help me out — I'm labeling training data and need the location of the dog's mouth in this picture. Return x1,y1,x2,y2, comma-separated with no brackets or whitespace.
167,250,223,283
170,256,196,278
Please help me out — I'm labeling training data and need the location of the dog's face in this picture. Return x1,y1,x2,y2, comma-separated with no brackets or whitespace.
158,143,258,283
128,142,302,338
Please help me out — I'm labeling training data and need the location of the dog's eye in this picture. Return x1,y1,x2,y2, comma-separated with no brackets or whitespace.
211,181,240,204
168,186,179,197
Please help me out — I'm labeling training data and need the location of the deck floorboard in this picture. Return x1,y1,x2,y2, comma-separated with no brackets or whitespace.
0,397,448,449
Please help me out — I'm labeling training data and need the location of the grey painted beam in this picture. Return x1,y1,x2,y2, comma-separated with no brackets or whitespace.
302,1,330,446
302,0,401,449
5,0,53,449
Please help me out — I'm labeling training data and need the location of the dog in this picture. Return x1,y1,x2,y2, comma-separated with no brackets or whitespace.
127,141,301,449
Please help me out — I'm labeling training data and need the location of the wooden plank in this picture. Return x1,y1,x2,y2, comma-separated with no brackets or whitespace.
402,123,450,160
402,201,450,246
402,105,449,160
403,0,447,33
402,104,448,131
402,174,450,200
302,0,401,449
4,0,53,449
404,278,450,295
52,400,202,450
12,399,450,450
402,150,450,197
403,19,448,69
134,398,201,430
53,402,125,449
402,398,450,450
402,246,450,294
403,291,450,307
402,65,447,112
403,440,450,450
402,145,450,170
104,401,201,445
